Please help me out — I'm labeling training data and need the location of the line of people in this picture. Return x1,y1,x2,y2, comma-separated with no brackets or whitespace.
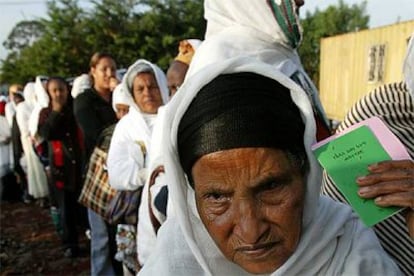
1,0,413,275
0,38,201,275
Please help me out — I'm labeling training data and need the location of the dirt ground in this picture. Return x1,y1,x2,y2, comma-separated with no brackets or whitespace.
0,200,90,275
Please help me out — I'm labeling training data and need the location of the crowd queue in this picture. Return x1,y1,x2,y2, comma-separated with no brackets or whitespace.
0,0,413,275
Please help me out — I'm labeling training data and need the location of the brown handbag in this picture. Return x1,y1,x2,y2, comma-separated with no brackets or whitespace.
78,146,117,219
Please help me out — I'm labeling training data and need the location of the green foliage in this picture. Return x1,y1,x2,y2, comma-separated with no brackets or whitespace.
1,0,368,86
0,0,205,84
298,0,369,87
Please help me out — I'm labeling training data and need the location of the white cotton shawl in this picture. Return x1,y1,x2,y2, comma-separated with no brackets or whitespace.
5,102,15,128
139,56,400,276
111,83,134,112
71,74,91,99
22,82,36,111
0,115,11,177
16,99,48,199
29,76,49,140
107,59,169,191
138,1,400,275
186,0,328,126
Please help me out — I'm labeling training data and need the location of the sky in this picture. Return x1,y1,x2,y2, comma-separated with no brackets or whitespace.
0,0,414,60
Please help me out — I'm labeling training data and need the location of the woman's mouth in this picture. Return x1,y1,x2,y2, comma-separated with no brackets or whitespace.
235,242,278,257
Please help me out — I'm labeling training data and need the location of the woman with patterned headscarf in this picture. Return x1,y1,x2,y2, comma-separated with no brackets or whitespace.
138,1,400,275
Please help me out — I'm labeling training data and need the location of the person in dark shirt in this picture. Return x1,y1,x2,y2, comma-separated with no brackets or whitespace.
38,77,85,258
73,52,121,275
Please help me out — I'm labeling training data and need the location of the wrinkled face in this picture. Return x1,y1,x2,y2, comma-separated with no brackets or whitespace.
132,72,163,114
192,147,305,274
167,61,189,97
115,103,129,120
91,57,116,93
47,79,68,105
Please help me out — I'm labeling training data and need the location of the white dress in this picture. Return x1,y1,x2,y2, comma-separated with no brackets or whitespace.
0,115,12,177
16,101,48,198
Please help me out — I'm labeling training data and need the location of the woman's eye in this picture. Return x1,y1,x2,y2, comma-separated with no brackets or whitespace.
205,192,228,202
263,181,281,191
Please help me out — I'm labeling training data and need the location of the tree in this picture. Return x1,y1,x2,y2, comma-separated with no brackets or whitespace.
2,20,45,54
298,0,369,86
0,0,205,84
133,0,205,69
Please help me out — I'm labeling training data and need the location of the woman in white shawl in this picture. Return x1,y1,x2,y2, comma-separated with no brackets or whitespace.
132,39,203,268
16,82,48,199
108,59,169,189
138,0,400,275
0,97,11,180
107,59,169,266
28,75,49,144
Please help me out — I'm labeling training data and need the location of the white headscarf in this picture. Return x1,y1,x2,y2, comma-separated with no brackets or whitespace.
139,1,399,275
403,33,414,98
186,0,327,126
29,76,49,139
111,83,133,112
70,74,91,98
22,82,36,111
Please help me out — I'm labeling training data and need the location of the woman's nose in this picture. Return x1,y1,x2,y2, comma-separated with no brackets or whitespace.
106,68,115,76
142,86,152,96
233,199,267,244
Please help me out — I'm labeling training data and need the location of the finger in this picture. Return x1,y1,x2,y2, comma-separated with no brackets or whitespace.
373,191,414,209
358,179,414,198
357,167,414,186
368,159,414,173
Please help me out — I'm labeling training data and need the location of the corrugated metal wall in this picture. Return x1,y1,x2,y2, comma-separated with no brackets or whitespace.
319,20,414,121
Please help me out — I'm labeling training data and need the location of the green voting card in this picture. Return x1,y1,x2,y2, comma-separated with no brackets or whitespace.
313,125,402,226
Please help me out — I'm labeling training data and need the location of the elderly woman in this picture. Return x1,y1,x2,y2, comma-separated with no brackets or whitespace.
107,59,169,190
138,0,400,275
107,59,169,266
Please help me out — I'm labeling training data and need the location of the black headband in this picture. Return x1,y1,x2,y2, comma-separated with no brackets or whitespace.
178,72,305,177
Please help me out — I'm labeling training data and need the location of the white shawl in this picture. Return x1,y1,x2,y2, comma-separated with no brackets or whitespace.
0,115,11,177
16,96,48,199
186,0,327,126
71,74,91,99
107,59,169,191
111,83,134,112
28,76,49,140
139,56,399,276
22,82,36,112
139,1,400,275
